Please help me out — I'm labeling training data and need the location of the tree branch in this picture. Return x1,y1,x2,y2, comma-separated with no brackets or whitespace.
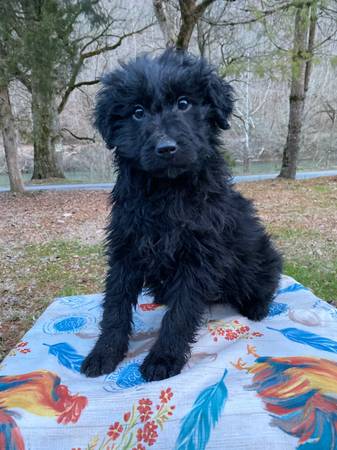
79,17,116,55
195,0,217,17
61,127,96,142
80,22,154,59
58,22,153,114
202,0,315,27
313,28,337,50
71,79,100,89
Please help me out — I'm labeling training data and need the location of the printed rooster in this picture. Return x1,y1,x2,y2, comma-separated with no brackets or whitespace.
0,370,88,450
246,356,337,450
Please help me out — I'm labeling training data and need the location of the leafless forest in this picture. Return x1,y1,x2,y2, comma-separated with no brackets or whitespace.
1,0,337,188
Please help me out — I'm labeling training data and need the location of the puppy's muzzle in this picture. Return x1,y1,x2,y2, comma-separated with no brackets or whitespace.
156,138,177,158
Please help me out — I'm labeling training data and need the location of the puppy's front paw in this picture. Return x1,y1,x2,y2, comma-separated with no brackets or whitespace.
140,352,185,381
80,348,123,378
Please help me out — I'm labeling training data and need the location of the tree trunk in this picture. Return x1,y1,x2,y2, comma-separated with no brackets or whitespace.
0,84,25,193
31,79,64,180
304,2,317,98
278,4,312,179
153,0,215,51
176,0,197,50
243,66,251,173
153,0,176,47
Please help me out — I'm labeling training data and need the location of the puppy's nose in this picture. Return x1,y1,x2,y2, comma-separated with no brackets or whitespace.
156,139,177,157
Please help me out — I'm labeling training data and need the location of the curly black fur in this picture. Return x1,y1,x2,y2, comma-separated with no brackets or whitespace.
81,50,282,381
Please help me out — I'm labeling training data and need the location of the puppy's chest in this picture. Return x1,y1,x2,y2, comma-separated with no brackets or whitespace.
122,193,223,268
136,219,184,264
133,203,189,267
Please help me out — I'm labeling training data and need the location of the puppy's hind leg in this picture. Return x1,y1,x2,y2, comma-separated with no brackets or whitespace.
229,271,280,321
236,292,273,322
81,261,143,377
230,237,282,322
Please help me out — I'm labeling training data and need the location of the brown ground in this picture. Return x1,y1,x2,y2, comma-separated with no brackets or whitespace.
0,190,110,247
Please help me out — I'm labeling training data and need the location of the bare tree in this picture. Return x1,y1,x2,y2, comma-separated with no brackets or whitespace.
0,23,25,192
0,1,152,180
0,84,25,193
2,0,337,183
153,0,176,46
153,0,218,49
279,1,317,179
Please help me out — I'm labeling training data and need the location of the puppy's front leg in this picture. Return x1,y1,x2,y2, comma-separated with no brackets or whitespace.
140,280,206,382
81,260,143,377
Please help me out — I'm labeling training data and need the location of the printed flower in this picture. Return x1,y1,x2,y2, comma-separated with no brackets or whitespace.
160,388,173,403
168,405,175,416
225,330,238,341
107,422,123,440
132,445,146,450
138,398,152,410
137,398,153,422
239,326,249,333
143,420,158,446
251,331,263,337
82,389,175,450
137,428,143,442
139,303,162,311
208,320,253,342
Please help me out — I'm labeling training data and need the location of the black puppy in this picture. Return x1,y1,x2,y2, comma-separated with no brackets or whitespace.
81,50,282,381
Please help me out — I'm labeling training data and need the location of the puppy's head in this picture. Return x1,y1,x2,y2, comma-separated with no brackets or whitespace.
95,50,233,178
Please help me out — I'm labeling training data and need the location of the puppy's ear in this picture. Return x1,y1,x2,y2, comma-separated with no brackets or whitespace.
94,75,119,149
207,73,234,130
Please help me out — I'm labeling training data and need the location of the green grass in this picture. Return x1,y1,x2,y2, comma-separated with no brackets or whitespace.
269,226,320,241
0,240,106,359
310,184,333,193
284,260,337,304
268,224,337,306
23,240,105,297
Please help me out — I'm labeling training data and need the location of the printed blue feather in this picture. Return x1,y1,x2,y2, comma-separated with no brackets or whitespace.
175,369,228,450
268,302,288,317
267,327,337,354
276,283,308,296
44,342,84,372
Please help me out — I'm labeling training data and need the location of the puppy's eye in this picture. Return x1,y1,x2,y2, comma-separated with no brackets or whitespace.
133,106,145,120
177,97,191,111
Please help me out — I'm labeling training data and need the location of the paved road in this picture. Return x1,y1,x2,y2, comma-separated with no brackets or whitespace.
1,169,337,192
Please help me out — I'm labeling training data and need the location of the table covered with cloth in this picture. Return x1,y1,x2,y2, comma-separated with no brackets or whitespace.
1,275,337,450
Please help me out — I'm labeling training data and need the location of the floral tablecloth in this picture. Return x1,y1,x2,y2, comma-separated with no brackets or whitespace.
1,275,336,450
